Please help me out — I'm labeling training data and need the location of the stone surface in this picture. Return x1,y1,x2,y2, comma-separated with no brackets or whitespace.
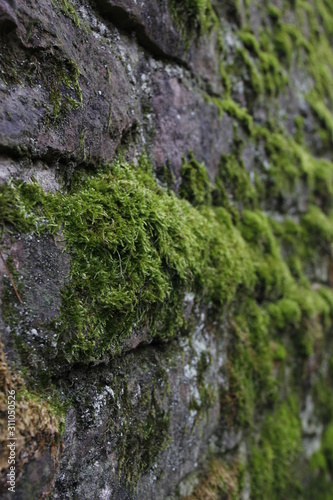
1,0,333,498
0,232,70,372
50,317,226,499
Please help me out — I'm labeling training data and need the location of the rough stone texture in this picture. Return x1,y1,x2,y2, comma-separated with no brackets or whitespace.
1,0,333,498
0,231,71,372
51,317,226,499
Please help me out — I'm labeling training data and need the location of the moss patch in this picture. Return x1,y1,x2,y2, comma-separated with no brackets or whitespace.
0,157,254,364
0,343,60,492
249,398,302,498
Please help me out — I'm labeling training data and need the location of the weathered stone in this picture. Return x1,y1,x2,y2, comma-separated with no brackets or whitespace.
1,0,333,497
50,314,226,500
0,232,70,372
0,0,17,33
0,0,138,164
150,70,233,183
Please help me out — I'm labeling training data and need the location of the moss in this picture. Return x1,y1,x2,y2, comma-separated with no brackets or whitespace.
306,420,333,498
249,398,302,498
213,148,258,210
183,458,244,500
110,360,172,485
270,341,287,362
301,205,333,252
52,0,80,26
47,57,82,123
0,182,37,238
307,91,333,143
168,0,217,36
267,298,302,331
1,157,254,364
0,37,82,124
225,299,277,428
210,96,253,134
179,153,212,207
0,343,60,483
190,351,216,415
235,47,264,97
294,115,305,144
268,5,282,22
238,29,288,96
2,0,333,494
240,210,277,253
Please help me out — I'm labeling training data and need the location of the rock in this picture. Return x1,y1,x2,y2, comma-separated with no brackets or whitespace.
1,0,333,497
0,0,18,33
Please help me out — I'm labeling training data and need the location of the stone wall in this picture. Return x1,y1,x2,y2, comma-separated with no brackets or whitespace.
1,0,333,498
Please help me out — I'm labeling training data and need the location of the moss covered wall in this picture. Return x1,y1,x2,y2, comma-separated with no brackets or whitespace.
1,0,333,498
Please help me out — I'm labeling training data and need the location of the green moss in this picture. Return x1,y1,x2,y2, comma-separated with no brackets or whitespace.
213,151,258,209
305,420,333,498
307,91,333,143
240,210,277,253
210,96,253,134
47,57,82,122
168,0,217,36
1,158,254,364
294,115,305,144
238,29,288,96
239,31,261,57
225,299,277,427
110,360,172,485
52,0,80,26
236,47,264,97
0,182,37,237
301,205,333,250
249,398,302,498
267,298,302,330
0,38,82,125
179,153,212,207
270,341,287,362
2,0,333,494
268,5,282,22
0,343,61,477
185,459,244,499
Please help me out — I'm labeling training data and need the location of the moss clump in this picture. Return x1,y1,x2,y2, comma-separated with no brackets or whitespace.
52,0,80,26
211,96,254,134
238,29,288,96
307,91,333,143
301,205,333,252
168,0,217,35
0,182,37,237
266,298,302,331
183,459,244,500
306,421,333,498
213,150,258,210
0,37,82,125
225,299,278,427
249,398,302,498
1,158,253,364
46,56,82,122
179,153,212,207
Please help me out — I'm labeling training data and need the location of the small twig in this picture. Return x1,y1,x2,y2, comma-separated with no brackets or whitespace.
0,250,23,304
